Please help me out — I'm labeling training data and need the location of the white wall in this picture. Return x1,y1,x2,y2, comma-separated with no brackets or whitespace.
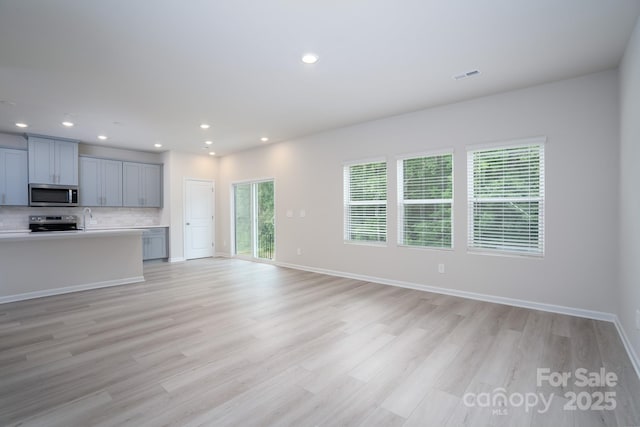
0,132,26,149
79,144,162,164
619,17,640,360
163,151,217,261
217,70,620,314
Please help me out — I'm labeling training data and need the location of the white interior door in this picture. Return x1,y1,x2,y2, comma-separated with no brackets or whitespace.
185,179,214,260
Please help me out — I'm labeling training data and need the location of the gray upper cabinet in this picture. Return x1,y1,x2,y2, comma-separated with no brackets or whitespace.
0,148,28,206
122,162,162,208
79,157,123,207
28,136,79,185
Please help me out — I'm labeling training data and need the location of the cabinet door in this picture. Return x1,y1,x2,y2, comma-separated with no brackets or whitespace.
141,164,161,207
102,159,123,206
55,140,78,185
122,162,142,207
28,137,55,184
0,149,28,205
79,157,101,206
143,229,167,260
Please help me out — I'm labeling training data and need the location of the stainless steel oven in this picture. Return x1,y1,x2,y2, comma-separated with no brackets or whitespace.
29,184,78,207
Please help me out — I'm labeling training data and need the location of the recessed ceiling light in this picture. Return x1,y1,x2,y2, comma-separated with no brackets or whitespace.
98,135,108,140
209,152,216,156
260,137,269,142
200,124,210,129
205,140,213,145
15,122,28,128
301,53,319,64
62,121,74,127
154,143,162,148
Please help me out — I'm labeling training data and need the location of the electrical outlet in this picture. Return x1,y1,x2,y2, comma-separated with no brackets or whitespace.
223,240,227,247
438,263,445,274
297,248,302,255
636,309,640,330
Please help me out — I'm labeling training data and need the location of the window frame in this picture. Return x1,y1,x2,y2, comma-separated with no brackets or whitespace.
231,177,276,261
396,149,454,250
466,137,546,257
343,158,388,246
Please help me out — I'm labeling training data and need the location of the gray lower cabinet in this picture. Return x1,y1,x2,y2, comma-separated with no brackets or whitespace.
123,162,162,208
0,148,28,206
79,157,123,206
142,227,168,260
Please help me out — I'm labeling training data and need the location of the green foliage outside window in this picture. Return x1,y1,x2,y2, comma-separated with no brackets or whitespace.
234,181,275,260
345,162,387,242
470,144,543,254
257,181,275,259
401,154,453,248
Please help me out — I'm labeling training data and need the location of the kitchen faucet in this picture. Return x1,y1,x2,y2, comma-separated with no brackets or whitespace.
82,207,92,232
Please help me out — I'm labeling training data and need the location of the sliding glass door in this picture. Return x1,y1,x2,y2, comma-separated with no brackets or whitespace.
234,180,274,260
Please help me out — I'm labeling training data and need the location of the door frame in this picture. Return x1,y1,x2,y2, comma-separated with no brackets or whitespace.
183,178,215,260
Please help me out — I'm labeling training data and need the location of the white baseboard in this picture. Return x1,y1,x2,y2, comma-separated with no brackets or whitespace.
276,261,640,379
0,276,145,304
215,252,231,258
276,261,615,322
169,257,185,263
613,316,640,379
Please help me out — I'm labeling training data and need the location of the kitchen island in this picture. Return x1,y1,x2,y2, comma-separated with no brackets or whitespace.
0,229,144,303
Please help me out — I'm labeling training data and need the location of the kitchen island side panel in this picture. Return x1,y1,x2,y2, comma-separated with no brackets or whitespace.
0,231,143,302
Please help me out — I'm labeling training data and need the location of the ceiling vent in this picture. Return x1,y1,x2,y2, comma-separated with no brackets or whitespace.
453,69,481,80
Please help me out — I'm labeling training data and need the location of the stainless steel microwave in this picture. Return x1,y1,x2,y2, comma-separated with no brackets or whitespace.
29,184,78,207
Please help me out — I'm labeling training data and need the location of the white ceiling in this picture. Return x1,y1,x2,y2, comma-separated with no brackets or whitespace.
0,0,638,156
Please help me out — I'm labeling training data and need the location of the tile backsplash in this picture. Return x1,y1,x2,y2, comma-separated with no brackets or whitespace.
0,207,163,230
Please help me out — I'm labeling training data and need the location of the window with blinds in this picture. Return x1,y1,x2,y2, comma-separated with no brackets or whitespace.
344,160,387,243
467,140,545,255
397,153,453,248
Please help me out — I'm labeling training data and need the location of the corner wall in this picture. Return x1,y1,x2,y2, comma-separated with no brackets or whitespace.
217,70,620,314
163,151,217,261
619,17,640,363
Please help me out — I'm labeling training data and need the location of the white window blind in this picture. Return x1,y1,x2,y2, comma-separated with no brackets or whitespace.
467,142,545,255
344,161,387,243
397,153,453,248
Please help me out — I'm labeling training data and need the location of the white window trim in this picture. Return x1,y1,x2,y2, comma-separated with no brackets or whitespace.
465,136,547,152
397,150,454,250
343,159,388,246
467,137,545,257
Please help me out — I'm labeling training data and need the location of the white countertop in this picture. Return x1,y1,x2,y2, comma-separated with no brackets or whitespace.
0,225,168,234
0,228,143,242
84,225,169,231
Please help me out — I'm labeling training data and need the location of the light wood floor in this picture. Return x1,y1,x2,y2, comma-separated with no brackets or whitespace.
0,258,638,427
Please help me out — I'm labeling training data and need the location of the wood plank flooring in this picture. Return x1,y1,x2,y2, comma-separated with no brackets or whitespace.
0,258,638,426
